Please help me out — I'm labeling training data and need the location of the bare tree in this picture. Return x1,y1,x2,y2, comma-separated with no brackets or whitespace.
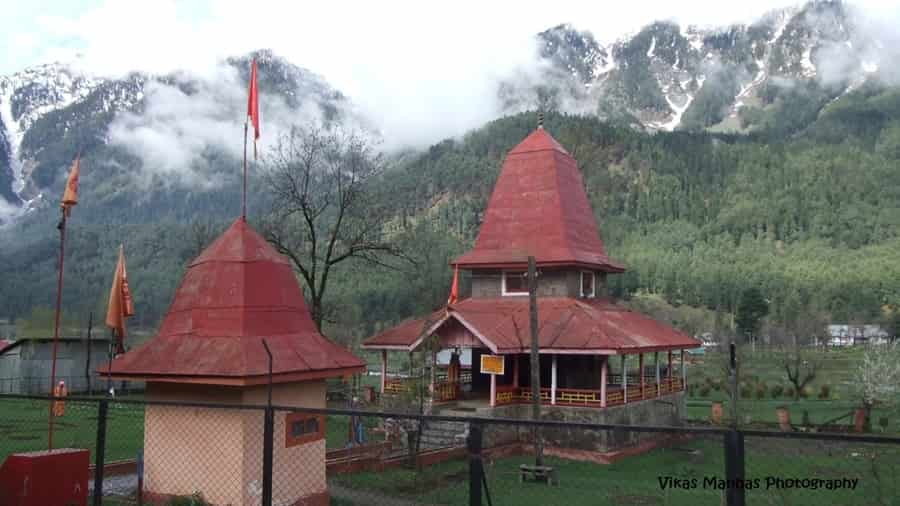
261,125,406,330
781,343,820,400
189,220,218,260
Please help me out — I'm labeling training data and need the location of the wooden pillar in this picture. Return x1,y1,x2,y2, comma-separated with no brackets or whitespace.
655,351,660,397
639,353,645,399
600,356,607,408
621,355,628,403
490,372,497,407
513,354,520,387
380,350,387,394
551,355,558,405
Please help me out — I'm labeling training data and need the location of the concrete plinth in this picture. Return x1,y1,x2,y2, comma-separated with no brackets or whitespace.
142,381,329,506
480,392,686,453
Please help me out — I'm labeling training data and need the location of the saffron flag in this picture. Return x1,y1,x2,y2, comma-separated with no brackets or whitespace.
247,58,260,158
106,244,135,354
447,265,459,305
60,156,80,217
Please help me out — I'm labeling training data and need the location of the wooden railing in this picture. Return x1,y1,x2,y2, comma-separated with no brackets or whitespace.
432,381,459,402
491,377,685,408
384,375,684,407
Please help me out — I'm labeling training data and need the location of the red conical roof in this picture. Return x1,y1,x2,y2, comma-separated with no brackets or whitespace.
102,218,365,385
453,128,624,272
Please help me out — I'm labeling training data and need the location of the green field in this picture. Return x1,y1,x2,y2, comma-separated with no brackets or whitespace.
0,395,378,462
683,347,900,433
331,437,900,505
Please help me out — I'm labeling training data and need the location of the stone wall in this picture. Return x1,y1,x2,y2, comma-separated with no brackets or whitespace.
470,268,605,299
480,392,686,453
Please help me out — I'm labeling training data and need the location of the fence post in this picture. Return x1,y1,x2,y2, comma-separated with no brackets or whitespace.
92,399,108,506
468,422,483,506
723,429,745,506
262,407,274,506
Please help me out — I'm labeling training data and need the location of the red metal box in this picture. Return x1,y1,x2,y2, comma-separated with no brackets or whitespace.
0,448,89,506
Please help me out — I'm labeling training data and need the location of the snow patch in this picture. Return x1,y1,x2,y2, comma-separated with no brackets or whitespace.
646,37,656,58
649,92,695,131
800,47,816,76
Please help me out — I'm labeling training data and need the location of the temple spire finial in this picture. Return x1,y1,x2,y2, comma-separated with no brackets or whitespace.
538,111,544,129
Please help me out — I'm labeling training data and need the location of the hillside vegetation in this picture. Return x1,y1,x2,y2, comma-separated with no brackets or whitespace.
1,84,899,346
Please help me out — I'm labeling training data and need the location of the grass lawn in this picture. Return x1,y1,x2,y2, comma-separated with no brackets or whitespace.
0,397,144,463
0,397,377,461
685,347,900,433
331,437,900,505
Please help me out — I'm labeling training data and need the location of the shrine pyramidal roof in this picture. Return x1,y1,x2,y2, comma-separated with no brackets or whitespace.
452,127,624,272
102,218,365,385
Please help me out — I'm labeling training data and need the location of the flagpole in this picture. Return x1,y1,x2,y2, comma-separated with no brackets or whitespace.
47,206,68,451
242,120,248,221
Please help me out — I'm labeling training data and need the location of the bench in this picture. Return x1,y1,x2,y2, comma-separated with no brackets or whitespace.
519,464,558,486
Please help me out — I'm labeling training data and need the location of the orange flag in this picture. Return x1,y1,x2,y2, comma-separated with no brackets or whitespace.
447,265,459,305
247,58,260,159
106,244,135,353
60,156,80,217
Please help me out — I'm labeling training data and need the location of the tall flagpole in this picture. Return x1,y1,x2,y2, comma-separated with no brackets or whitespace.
242,120,248,221
48,206,68,450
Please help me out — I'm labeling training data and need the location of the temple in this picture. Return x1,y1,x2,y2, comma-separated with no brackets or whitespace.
363,126,700,420
102,218,365,506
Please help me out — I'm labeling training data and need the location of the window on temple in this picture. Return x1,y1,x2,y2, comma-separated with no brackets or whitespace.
285,413,324,447
580,271,595,298
502,270,528,295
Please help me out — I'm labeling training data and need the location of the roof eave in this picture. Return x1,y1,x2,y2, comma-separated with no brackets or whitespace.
98,364,367,386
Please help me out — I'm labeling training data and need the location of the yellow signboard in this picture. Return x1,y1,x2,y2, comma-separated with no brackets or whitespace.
480,354,505,375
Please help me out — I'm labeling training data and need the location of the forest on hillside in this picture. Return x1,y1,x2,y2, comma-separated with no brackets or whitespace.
1,83,899,347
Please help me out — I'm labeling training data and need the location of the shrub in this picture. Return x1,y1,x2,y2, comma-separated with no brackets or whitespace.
711,380,721,392
740,385,753,398
785,387,795,398
771,385,784,398
878,417,889,431
755,383,767,400
699,386,711,397
802,410,811,426
818,384,831,400
800,386,813,399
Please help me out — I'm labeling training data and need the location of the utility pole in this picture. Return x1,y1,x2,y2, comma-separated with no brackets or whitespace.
85,312,93,396
730,342,739,428
528,256,543,466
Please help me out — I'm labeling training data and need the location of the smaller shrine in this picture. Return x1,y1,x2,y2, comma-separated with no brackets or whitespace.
102,218,364,506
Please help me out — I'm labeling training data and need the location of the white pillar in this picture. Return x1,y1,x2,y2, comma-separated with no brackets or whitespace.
490,372,497,407
380,350,387,394
668,351,673,383
600,357,607,408
655,352,660,397
551,354,558,405
622,355,628,403
681,349,687,388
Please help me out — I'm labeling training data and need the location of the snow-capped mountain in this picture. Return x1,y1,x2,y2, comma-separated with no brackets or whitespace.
503,0,890,132
1,1,897,226
0,50,350,225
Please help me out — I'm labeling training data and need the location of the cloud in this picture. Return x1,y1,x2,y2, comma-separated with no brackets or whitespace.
10,0,900,153
106,62,349,188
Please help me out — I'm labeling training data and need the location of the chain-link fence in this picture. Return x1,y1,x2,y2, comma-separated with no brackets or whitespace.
1,394,899,506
